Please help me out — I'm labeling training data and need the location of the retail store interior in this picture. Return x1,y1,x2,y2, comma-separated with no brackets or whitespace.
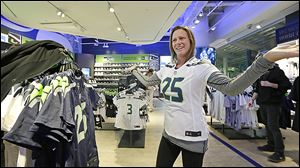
1,1,299,167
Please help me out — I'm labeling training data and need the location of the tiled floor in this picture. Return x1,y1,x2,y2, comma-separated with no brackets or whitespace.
95,99,299,167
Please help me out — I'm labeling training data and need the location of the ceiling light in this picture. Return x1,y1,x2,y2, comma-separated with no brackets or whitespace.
103,43,109,48
198,11,203,17
191,26,196,29
109,7,115,13
61,13,65,18
256,24,262,29
194,19,200,24
211,26,216,31
117,27,122,31
57,11,62,16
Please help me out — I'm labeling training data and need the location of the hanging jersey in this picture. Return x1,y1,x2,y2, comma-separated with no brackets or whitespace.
64,75,100,167
113,89,148,130
1,83,24,132
31,75,73,143
155,57,219,141
3,80,44,149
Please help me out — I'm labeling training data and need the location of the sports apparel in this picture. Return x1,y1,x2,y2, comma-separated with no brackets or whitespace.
65,74,100,167
3,80,44,150
133,56,274,152
1,83,24,132
162,130,208,153
156,57,219,141
207,56,274,96
3,70,100,167
1,40,66,102
114,88,148,130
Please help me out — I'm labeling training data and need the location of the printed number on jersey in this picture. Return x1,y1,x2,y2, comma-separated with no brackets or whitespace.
162,77,184,102
127,104,132,114
75,102,87,144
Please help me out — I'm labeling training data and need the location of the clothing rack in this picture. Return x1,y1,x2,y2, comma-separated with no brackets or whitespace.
208,116,266,140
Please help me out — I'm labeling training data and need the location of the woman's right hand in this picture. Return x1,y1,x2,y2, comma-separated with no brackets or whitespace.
124,65,138,74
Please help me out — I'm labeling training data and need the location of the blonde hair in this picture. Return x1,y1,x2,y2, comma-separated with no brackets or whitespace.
169,26,196,64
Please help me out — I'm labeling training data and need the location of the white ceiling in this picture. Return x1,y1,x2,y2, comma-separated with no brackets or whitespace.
1,1,191,44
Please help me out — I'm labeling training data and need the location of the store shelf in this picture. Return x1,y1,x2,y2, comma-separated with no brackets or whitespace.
93,62,150,90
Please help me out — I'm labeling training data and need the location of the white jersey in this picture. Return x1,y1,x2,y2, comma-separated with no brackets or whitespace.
156,57,219,141
113,89,148,130
1,84,26,132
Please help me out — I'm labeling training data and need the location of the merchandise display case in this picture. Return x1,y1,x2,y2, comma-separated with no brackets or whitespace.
93,62,149,89
91,54,159,93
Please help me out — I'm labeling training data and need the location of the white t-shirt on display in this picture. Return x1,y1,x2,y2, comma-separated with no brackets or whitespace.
113,89,148,130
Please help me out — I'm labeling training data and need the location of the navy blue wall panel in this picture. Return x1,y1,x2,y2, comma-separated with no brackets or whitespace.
82,36,171,55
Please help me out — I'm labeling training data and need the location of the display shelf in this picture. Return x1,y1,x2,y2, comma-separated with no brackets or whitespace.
93,62,149,89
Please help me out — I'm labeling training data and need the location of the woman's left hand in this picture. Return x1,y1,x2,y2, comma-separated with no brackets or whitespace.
264,42,299,62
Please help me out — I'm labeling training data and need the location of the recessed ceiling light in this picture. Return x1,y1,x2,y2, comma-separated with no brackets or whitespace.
61,13,65,18
117,27,122,31
256,24,262,29
198,12,203,17
109,7,115,13
57,11,62,16
194,19,200,24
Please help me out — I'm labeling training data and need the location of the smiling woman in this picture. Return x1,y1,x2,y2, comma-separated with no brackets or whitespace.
170,26,195,68
128,25,298,167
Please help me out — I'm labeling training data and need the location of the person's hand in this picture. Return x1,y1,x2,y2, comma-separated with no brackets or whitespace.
248,100,254,108
124,65,138,74
260,81,272,87
264,42,299,62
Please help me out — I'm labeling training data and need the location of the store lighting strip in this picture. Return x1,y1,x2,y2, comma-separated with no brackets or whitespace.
107,1,130,40
48,1,87,32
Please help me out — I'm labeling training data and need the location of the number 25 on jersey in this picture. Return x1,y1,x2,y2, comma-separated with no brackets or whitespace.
162,77,184,102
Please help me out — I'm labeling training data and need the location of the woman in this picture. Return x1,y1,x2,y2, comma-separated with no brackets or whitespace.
127,26,298,167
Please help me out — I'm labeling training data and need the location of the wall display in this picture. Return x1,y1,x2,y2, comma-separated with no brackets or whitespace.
149,54,160,71
195,47,216,65
92,54,151,96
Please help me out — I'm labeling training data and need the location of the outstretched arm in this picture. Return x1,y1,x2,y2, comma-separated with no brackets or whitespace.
207,43,298,96
132,70,161,87
123,65,161,87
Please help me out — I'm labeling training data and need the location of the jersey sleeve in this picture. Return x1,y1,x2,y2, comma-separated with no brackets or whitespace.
197,63,219,81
